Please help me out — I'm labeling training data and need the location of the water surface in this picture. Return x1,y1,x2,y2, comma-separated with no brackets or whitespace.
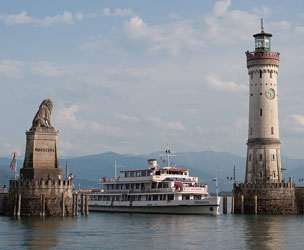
1,201,304,249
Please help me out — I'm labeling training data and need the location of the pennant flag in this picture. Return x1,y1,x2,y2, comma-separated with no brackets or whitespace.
9,152,17,171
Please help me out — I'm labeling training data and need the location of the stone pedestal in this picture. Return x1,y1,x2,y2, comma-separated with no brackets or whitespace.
20,127,62,181
8,126,74,216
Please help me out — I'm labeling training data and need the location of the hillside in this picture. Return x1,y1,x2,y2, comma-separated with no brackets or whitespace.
1,152,304,192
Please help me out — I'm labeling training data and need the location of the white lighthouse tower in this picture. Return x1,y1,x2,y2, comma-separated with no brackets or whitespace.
245,19,282,184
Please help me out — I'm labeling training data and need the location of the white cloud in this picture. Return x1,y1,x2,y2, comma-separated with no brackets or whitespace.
205,73,247,92
0,59,24,78
114,113,139,122
30,61,63,77
235,118,248,129
54,105,123,136
75,12,84,21
0,11,74,26
147,115,185,131
103,8,111,16
204,0,258,45
40,11,73,26
213,0,231,16
123,16,205,56
0,11,33,25
290,114,304,126
114,8,134,17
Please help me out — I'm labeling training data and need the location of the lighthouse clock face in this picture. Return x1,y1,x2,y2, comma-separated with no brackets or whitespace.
266,88,275,99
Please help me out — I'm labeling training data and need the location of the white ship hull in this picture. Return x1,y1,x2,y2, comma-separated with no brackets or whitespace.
88,197,220,215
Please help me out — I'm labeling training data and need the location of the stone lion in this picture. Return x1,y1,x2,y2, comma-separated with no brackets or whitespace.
31,99,54,129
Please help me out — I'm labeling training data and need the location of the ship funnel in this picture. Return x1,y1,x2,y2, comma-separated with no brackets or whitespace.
147,159,158,169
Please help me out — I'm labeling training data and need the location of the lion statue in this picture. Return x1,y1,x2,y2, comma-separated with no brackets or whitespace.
31,99,54,129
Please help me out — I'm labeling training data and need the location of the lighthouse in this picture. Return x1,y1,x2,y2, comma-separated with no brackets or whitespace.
245,18,282,184
232,19,299,214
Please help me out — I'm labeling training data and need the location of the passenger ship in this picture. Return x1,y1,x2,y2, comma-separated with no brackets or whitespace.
85,149,220,215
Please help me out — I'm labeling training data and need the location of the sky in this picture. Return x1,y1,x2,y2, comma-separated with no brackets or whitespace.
1,0,304,158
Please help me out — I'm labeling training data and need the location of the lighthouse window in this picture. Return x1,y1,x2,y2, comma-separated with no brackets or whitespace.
249,154,252,161
259,154,263,160
260,92,262,95
270,71,273,78
251,72,253,79
260,70,263,78
250,127,253,135
260,109,262,116
272,154,275,161
271,127,274,135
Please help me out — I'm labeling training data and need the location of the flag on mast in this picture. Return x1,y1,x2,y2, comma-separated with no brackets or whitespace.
9,151,17,171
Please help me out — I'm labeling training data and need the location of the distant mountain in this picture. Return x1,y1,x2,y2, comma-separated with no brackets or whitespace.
1,152,304,192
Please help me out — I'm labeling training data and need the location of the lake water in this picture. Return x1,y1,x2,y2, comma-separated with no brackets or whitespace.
1,200,304,250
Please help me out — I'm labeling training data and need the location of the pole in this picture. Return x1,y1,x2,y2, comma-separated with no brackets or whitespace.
72,194,75,216
223,195,227,214
17,194,21,217
216,177,218,199
66,161,68,180
85,195,89,216
81,194,84,216
241,195,244,214
231,195,235,214
114,160,117,179
254,195,258,214
75,194,79,216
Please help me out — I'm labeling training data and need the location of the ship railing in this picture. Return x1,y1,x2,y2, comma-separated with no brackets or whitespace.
99,177,119,183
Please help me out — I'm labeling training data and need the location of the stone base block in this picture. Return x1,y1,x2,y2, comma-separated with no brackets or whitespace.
233,182,298,214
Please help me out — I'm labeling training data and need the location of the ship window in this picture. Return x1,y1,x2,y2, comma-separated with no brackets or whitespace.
141,171,147,177
136,183,140,189
151,182,157,189
260,109,262,116
136,172,140,177
130,172,134,177
158,182,163,188
131,184,135,190
125,172,129,177
163,182,169,188
271,127,274,135
260,70,262,78
194,195,201,200
155,171,160,175
126,184,130,189
168,194,174,201
153,195,158,201
182,195,190,200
